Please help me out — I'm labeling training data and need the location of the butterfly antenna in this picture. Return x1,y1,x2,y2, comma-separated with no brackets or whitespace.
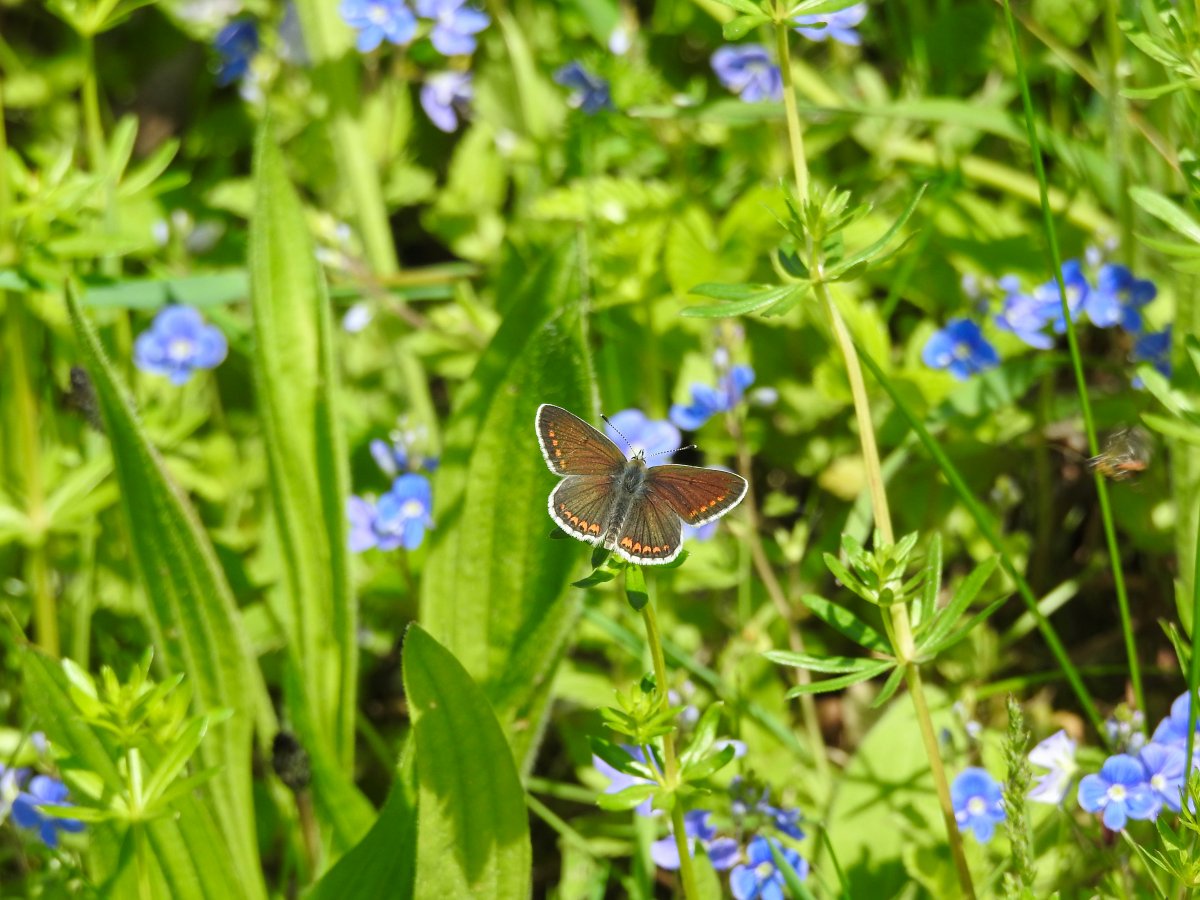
650,444,695,458
600,414,634,453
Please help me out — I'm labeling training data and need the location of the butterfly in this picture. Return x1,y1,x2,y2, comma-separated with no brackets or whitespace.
536,404,748,565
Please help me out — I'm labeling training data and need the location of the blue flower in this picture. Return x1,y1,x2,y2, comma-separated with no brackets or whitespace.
793,2,867,45
651,809,740,871
1038,259,1089,334
1078,754,1159,830
1140,743,1187,813
214,19,258,86
604,409,681,466
670,365,755,430
711,45,782,103
921,318,999,380
340,0,417,52
416,0,489,56
951,767,1005,843
593,745,657,817
420,71,473,132
347,473,433,552
1151,690,1200,748
1132,327,1171,383
683,521,718,542
1027,729,1077,806
0,765,20,823
134,305,228,385
554,62,612,114
11,775,84,848
1087,264,1156,332
343,302,374,333
761,804,804,839
730,836,808,900
995,275,1056,349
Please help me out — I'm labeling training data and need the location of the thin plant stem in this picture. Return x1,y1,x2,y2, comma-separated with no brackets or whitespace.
639,590,700,900
775,3,809,200
1185,501,1200,770
80,35,105,173
729,411,831,784
1103,0,1134,262
1002,0,1144,717
775,20,974,896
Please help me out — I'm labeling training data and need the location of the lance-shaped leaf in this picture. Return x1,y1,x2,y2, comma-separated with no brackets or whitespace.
764,651,887,674
682,282,808,318
786,660,894,697
67,286,265,895
915,556,999,652
798,593,889,651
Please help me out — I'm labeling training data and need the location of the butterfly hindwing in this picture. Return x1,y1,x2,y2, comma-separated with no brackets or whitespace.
549,475,618,544
644,465,748,526
536,404,627,476
614,493,683,565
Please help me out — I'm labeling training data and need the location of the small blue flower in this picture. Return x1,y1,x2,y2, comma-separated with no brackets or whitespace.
1037,259,1089,335
683,521,718,542
670,365,755,430
11,775,85,848
340,0,417,52
343,302,374,333
134,305,228,385
593,745,657,817
416,0,489,56
1151,690,1200,748
1027,729,1077,806
730,836,808,900
0,765,21,824
1078,754,1159,830
1087,263,1156,332
951,767,1005,843
420,71,473,132
554,62,612,114
995,275,1056,349
1140,743,1187,813
651,809,740,871
347,473,433,552
921,318,999,380
604,409,681,466
793,2,867,45
214,19,258,86
1132,326,1172,383
760,804,804,839
711,45,782,103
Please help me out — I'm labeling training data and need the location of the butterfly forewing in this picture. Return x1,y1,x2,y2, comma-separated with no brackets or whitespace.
645,465,748,525
614,494,683,565
536,404,627,476
550,475,618,544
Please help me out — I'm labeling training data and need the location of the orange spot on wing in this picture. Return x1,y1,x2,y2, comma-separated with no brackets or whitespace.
552,439,559,446
589,523,601,534
621,537,633,548
579,520,589,531
547,430,555,437
652,546,661,554
632,542,642,553
569,515,579,525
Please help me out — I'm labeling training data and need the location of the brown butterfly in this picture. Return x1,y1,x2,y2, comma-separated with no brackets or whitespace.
536,404,747,565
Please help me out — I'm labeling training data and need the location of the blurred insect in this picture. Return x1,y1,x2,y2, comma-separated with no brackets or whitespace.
1088,428,1151,482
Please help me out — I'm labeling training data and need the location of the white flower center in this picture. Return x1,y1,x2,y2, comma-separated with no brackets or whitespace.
953,341,972,359
1151,774,1166,792
967,796,986,816
368,4,389,24
167,338,194,362
755,860,774,879
1107,784,1126,802
400,499,425,519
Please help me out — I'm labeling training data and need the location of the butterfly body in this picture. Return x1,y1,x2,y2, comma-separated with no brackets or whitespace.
536,404,747,565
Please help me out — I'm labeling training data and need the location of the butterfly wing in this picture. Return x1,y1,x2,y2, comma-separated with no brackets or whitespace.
536,404,627,476
613,493,683,565
644,465,748,525
550,475,618,544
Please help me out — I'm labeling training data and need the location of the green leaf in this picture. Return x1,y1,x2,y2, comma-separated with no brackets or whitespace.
914,533,942,631
249,122,357,771
767,837,816,900
723,13,771,39
596,783,658,812
22,649,253,899
821,554,878,605
572,567,618,588
763,651,885,674
717,0,765,14
681,742,737,781
141,716,208,809
824,185,927,280
922,595,1008,657
405,626,530,898
309,743,419,900
798,593,889,651
681,282,807,318
916,556,999,652
871,664,907,709
1130,186,1200,245
66,285,266,896
625,566,649,611
785,662,892,696
419,243,592,770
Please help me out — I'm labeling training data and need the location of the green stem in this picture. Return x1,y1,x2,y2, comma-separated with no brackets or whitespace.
1103,0,1134,262
640,593,699,900
1185,497,1200,770
775,7,809,200
80,35,105,173
1002,0,1143,716
776,20,972,894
